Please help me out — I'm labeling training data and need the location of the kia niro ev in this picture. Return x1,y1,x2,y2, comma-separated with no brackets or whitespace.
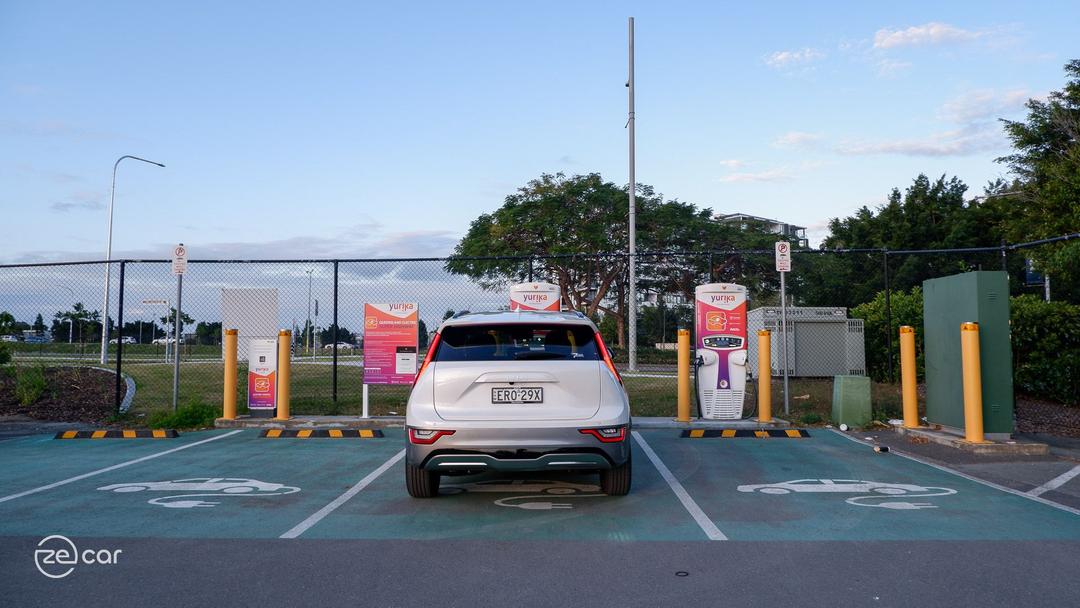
404,310,632,498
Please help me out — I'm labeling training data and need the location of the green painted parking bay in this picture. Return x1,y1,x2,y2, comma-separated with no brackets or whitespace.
648,429,1080,541
0,428,1077,542
0,430,404,540
300,439,708,541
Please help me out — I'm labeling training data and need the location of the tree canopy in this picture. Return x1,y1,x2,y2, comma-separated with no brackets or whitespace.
997,59,1080,289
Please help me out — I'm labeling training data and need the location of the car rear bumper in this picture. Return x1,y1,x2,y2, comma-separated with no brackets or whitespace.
407,425,631,473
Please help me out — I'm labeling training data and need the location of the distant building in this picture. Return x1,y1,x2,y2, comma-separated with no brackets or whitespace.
717,212,808,248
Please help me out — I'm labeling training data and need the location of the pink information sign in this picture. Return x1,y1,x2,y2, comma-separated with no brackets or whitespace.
362,302,419,385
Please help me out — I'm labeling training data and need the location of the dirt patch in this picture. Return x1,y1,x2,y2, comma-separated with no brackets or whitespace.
0,366,124,425
1016,394,1080,438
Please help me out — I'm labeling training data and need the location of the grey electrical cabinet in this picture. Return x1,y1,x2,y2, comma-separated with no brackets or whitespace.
747,307,866,378
923,271,1014,437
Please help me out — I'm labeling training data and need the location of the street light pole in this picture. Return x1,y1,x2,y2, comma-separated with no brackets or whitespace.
305,269,314,355
627,16,638,372
100,155,164,363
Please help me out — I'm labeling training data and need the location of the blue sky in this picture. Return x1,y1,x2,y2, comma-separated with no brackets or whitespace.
2,0,1076,263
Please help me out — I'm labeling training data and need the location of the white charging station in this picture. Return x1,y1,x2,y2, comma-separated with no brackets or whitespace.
694,283,749,419
509,282,561,311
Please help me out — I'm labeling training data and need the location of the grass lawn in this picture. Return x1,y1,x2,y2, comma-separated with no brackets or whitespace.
121,359,903,425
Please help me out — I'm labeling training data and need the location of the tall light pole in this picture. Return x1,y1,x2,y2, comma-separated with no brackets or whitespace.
627,16,638,372
305,269,314,355
100,155,165,363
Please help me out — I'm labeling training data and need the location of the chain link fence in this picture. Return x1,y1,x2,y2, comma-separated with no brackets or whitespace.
1,234,1076,430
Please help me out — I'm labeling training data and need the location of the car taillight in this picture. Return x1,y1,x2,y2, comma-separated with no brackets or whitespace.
408,428,456,445
579,426,627,443
412,332,441,387
594,331,622,384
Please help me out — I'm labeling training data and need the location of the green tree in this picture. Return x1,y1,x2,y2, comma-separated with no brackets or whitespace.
805,174,1014,308
159,308,195,337
195,321,223,346
998,59,1080,301
446,172,777,346
0,311,15,335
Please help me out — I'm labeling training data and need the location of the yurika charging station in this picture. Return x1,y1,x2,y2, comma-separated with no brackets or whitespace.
695,283,749,419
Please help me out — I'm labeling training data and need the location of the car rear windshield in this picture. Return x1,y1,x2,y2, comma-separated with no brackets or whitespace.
434,323,600,362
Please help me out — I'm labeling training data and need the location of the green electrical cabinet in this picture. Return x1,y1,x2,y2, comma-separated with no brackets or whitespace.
923,271,1014,437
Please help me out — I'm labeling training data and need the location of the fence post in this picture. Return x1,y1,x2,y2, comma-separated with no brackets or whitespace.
883,249,893,383
899,326,918,428
114,261,126,414
223,329,238,420
332,260,339,404
960,322,986,443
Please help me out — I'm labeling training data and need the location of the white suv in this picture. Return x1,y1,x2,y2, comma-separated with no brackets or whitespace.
404,310,632,498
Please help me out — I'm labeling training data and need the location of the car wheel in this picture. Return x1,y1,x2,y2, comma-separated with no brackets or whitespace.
600,455,632,496
405,463,440,498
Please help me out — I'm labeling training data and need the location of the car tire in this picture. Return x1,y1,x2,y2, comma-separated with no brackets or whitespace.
600,455,632,496
405,462,440,498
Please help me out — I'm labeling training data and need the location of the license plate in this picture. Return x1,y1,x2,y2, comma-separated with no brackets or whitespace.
491,387,543,404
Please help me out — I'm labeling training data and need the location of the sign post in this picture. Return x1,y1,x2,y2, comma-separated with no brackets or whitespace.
362,302,419,418
171,244,187,412
775,241,791,415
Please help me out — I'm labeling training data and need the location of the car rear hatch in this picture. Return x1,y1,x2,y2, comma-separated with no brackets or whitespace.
431,322,604,422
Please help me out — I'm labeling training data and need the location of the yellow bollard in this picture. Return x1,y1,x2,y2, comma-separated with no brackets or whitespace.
960,322,986,443
676,329,691,422
275,330,291,420
222,329,238,420
757,330,772,423
899,326,919,428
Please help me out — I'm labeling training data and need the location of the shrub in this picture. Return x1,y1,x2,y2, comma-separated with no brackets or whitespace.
1010,295,1080,405
0,342,11,365
851,287,924,382
15,365,48,406
147,400,222,429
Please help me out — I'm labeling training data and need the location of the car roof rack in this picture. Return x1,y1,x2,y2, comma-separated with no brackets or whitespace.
452,310,471,318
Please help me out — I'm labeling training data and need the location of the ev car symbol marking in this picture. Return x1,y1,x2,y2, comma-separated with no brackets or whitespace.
441,479,605,510
98,478,300,509
737,479,957,510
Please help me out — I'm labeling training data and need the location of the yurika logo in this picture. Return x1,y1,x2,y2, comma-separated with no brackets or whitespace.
523,294,548,302
34,535,122,579
388,303,415,312
710,294,737,304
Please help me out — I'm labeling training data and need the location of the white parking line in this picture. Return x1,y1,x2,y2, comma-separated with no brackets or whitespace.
0,430,243,505
280,449,405,539
1028,464,1080,498
830,430,1080,516
631,431,727,540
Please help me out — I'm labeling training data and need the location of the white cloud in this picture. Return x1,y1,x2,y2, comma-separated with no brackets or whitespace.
875,58,912,76
716,159,745,169
49,191,105,213
4,222,460,263
716,168,794,183
773,131,822,148
939,88,1031,122
764,48,825,69
873,22,982,49
837,124,1003,157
